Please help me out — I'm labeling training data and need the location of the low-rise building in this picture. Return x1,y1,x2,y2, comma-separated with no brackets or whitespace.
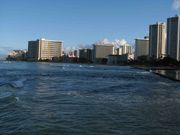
7,50,27,61
79,48,93,63
108,54,134,65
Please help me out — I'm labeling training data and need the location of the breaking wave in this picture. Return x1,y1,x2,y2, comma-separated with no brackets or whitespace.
0,78,26,88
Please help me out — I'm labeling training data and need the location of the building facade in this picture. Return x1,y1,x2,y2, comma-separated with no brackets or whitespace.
7,50,27,61
167,15,180,61
79,48,93,62
93,44,114,63
28,38,63,61
74,50,79,58
115,44,132,55
28,41,39,60
149,22,166,59
108,54,134,65
135,37,149,60
120,44,132,55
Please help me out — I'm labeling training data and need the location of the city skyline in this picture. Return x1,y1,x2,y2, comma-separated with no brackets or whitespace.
0,0,180,55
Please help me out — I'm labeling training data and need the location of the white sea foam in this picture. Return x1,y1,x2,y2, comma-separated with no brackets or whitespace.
136,71,150,74
66,91,81,97
15,97,19,101
3,61,11,64
158,82,171,86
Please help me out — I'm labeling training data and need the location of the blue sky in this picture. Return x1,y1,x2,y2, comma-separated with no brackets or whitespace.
0,0,179,54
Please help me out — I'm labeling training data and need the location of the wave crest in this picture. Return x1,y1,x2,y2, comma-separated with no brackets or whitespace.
0,78,26,88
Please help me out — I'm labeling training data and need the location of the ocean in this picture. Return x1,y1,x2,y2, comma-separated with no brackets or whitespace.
0,61,180,135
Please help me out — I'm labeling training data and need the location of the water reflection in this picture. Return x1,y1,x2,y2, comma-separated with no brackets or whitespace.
155,70,180,81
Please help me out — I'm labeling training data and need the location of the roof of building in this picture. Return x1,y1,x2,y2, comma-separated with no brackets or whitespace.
39,38,64,42
135,38,149,41
94,44,114,46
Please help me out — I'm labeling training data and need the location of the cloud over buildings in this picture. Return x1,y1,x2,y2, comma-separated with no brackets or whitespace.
94,38,130,49
96,39,111,45
173,0,180,10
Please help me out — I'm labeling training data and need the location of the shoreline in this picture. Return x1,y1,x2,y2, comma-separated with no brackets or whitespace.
2,60,180,82
132,65,180,70
132,66,180,82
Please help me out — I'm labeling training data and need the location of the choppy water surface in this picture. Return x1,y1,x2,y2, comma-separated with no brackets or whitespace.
0,62,180,135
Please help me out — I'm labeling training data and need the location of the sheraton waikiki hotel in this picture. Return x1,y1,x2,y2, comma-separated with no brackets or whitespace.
28,38,63,61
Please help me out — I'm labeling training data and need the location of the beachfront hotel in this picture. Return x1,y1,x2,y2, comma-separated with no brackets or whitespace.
167,15,180,61
28,38,63,61
149,22,166,59
93,43,114,63
135,36,149,60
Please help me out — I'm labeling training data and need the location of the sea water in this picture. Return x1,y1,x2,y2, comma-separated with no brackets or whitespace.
0,61,180,135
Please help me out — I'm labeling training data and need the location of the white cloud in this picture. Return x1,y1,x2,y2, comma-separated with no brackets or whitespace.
173,0,180,10
112,39,129,49
96,38,111,45
95,38,130,48
112,39,127,46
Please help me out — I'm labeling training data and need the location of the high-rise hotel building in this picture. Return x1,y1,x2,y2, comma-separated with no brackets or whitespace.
135,36,149,60
93,44,114,63
167,15,180,61
28,38,63,61
149,22,166,59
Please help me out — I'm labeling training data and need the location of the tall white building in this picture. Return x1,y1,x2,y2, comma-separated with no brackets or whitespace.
135,37,149,60
149,22,166,59
167,15,180,61
28,38,63,60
